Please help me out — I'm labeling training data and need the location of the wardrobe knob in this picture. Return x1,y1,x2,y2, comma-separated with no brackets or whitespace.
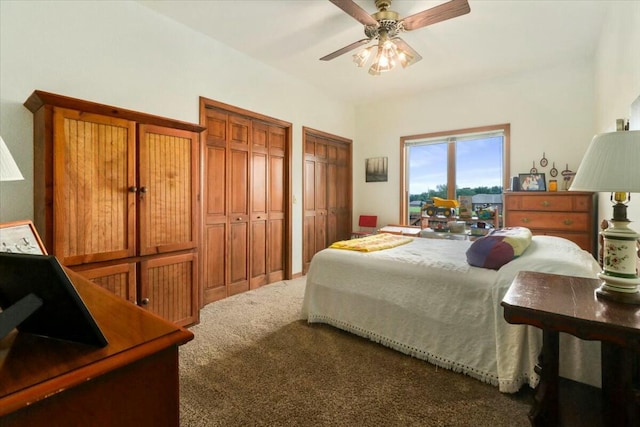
140,298,150,306
129,186,138,193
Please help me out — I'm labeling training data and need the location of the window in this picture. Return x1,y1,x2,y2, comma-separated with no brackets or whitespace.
400,124,510,225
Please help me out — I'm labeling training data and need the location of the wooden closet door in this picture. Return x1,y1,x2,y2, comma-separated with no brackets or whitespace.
201,98,291,304
228,115,251,295
202,109,228,303
335,144,352,241
267,125,286,283
52,107,136,265
138,125,199,256
250,122,269,289
302,130,352,274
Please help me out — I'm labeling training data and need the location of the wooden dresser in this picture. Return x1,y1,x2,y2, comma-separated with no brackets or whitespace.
503,191,597,257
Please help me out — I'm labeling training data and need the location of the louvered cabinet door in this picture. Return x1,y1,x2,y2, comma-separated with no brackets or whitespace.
140,252,199,327
138,125,199,255
52,108,136,265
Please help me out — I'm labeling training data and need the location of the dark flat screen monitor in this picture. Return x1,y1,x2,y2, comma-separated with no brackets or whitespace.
0,253,108,347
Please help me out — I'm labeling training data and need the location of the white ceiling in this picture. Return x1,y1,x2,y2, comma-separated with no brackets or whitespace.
138,0,609,105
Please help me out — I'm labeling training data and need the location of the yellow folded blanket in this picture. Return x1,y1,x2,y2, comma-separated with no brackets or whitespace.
330,233,413,252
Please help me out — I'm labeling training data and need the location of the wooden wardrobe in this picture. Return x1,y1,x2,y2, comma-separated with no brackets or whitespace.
24,91,204,327
200,97,292,305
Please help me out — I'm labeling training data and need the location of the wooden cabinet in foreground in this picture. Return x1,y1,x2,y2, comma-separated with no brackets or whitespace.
25,90,205,326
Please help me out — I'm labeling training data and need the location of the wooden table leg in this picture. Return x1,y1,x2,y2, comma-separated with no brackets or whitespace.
530,329,560,426
601,342,639,426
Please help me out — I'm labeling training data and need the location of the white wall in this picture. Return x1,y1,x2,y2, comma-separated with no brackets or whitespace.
593,1,640,235
0,0,355,274
353,57,597,227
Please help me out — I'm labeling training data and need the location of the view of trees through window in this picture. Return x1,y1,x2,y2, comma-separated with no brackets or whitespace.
402,127,508,224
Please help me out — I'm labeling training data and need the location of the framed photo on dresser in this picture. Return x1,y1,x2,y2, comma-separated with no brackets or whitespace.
518,173,546,192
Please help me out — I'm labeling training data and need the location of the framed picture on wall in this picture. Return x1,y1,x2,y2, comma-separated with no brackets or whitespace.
518,173,547,192
0,220,47,255
365,157,388,182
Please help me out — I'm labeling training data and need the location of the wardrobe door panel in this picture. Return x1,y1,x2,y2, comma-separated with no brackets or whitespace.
138,125,199,256
52,107,136,265
140,252,198,327
72,262,137,303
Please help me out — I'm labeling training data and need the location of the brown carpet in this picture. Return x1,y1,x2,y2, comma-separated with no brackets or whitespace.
179,277,532,426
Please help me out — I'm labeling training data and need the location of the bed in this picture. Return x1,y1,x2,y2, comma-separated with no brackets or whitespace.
301,233,602,393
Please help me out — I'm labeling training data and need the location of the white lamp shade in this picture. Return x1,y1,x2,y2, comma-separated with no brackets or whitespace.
570,130,640,192
0,136,24,181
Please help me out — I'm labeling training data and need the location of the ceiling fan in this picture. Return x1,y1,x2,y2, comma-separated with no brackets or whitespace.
320,0,470,75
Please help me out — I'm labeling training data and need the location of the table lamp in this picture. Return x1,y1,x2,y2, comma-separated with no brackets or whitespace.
0,136,24,181
570,130,640,304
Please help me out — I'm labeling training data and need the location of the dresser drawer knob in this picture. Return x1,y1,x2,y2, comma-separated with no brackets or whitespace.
563,219,574,226
521,218,530,223
542,201,550,207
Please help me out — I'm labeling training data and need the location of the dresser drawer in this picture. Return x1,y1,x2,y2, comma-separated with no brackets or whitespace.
505,211,590,232
506,194,591,212
503,191,596,257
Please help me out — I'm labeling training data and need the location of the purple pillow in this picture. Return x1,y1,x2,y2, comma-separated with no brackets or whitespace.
466,227,532,269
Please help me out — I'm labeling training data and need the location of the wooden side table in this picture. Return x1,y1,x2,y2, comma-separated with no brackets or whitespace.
501,271,640,426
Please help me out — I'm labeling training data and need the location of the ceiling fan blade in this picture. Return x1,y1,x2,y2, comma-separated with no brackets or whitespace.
393,38,422,65
401,0,470,31
320,38,372,61
329,0,379,27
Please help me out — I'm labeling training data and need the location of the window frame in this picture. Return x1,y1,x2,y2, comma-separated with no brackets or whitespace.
399,124,510,223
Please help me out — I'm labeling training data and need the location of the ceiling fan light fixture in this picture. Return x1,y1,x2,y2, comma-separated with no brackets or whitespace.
352,46,373,67
322,0,470,74
397,48,416,68
367,44,396,75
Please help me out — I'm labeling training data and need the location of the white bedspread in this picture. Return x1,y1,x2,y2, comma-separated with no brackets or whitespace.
301,235,602,393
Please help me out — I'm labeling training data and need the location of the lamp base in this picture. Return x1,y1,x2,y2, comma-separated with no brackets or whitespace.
597,218,640,304
596,284,640,305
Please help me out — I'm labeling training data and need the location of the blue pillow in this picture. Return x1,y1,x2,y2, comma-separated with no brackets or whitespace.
466,227,532,269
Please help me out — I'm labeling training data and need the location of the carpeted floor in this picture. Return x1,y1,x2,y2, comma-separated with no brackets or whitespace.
179,277,533,426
